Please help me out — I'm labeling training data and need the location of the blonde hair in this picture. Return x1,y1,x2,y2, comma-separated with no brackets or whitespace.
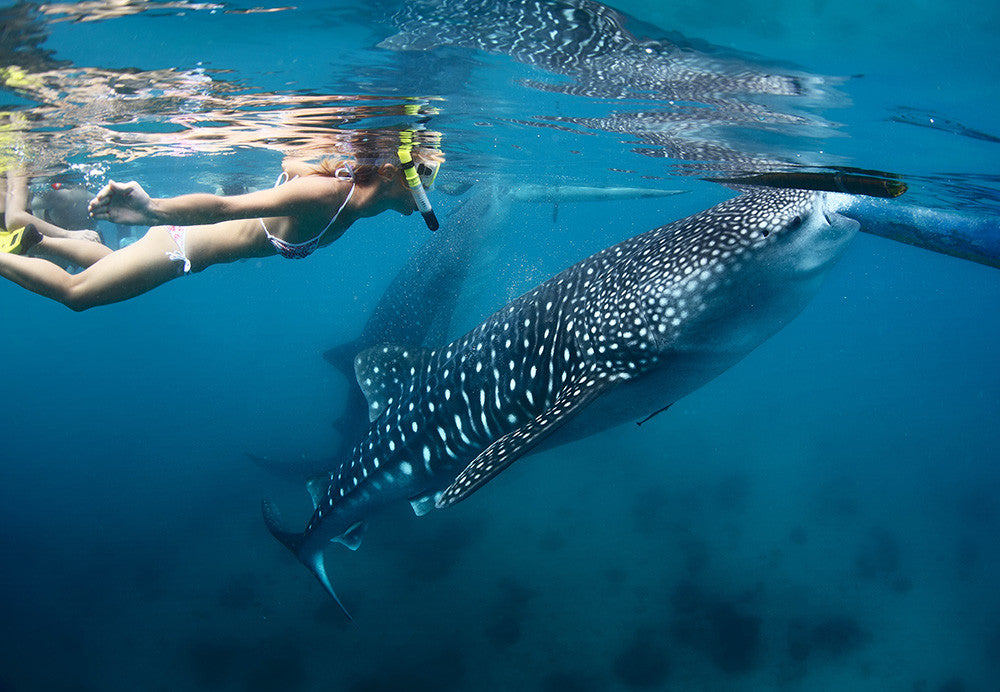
305,129,443,183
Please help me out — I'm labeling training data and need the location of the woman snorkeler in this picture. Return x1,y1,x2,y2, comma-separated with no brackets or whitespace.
0,133,441,311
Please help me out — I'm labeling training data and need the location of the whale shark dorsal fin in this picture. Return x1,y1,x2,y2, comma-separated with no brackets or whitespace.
322,338,364,379
355,345,433,422
436,373,621,508
306,476,329,510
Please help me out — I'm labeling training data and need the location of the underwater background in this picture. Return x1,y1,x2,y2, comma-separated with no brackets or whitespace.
2,1,999,690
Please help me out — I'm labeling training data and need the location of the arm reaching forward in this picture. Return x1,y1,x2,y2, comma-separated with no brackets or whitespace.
88,178,336,227
88,180,245,226
88,181,159,225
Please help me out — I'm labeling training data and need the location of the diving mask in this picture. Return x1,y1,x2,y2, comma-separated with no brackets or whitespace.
416,160,440,190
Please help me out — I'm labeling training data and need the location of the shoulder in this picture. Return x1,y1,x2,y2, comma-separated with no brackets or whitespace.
208,174,344,221
255,173,337,201
278,174,347,207
285,173,341,192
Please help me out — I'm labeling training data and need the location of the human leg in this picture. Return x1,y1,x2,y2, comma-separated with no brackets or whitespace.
3,169,31,231
5,169,103,242
29,234,113,267
0,225,186,310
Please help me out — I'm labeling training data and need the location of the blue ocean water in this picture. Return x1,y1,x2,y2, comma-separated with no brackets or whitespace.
1,1,998,691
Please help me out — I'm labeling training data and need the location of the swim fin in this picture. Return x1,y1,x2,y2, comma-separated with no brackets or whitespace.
0,226,27,254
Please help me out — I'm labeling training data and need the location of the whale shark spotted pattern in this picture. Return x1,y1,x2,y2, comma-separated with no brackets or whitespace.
379,0,841,178
263,187,863,615
380,0,817,100
239,182,692,483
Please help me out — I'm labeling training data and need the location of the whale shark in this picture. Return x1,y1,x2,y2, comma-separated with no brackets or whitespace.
534,105,836,178
249,181,687,482
379,0,821,101
264,185,880,616
378,0,845,182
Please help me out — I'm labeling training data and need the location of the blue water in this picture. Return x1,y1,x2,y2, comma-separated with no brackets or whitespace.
2,1,999,690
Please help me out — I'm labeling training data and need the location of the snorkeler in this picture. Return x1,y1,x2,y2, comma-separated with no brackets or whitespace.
0,135,442,311
30,172,107,244
1,169,105,252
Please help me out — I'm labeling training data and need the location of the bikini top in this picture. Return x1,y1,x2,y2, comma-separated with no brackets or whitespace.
260,168,355,260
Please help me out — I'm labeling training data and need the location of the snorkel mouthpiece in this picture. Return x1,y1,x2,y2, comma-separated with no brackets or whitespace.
398,131,439,231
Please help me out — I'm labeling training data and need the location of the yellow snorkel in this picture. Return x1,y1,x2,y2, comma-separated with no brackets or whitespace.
397,129,439,231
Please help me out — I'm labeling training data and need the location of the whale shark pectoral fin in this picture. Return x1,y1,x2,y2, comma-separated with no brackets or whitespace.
436,374,618,508
356,345,433,422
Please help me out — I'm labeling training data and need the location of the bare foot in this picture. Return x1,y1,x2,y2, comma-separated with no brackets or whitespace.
20,224,44,254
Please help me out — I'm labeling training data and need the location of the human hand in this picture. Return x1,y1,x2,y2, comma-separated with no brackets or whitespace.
88,180,154,225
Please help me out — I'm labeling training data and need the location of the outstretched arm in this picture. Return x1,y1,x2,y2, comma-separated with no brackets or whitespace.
88,180,183,226
88,177,339,227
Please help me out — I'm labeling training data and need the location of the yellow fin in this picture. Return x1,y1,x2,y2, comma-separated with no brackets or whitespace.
0,226,27,254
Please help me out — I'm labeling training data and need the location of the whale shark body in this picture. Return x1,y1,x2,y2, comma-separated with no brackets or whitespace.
264,186,864,615
379,0,844,183
240,182,689,482
318,185,504,463
380,0,816,101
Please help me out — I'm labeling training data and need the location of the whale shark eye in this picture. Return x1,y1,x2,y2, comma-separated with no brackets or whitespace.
785,214,804,231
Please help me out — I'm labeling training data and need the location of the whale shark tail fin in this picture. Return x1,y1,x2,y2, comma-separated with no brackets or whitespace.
261,499,355,620
299,543,352,621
